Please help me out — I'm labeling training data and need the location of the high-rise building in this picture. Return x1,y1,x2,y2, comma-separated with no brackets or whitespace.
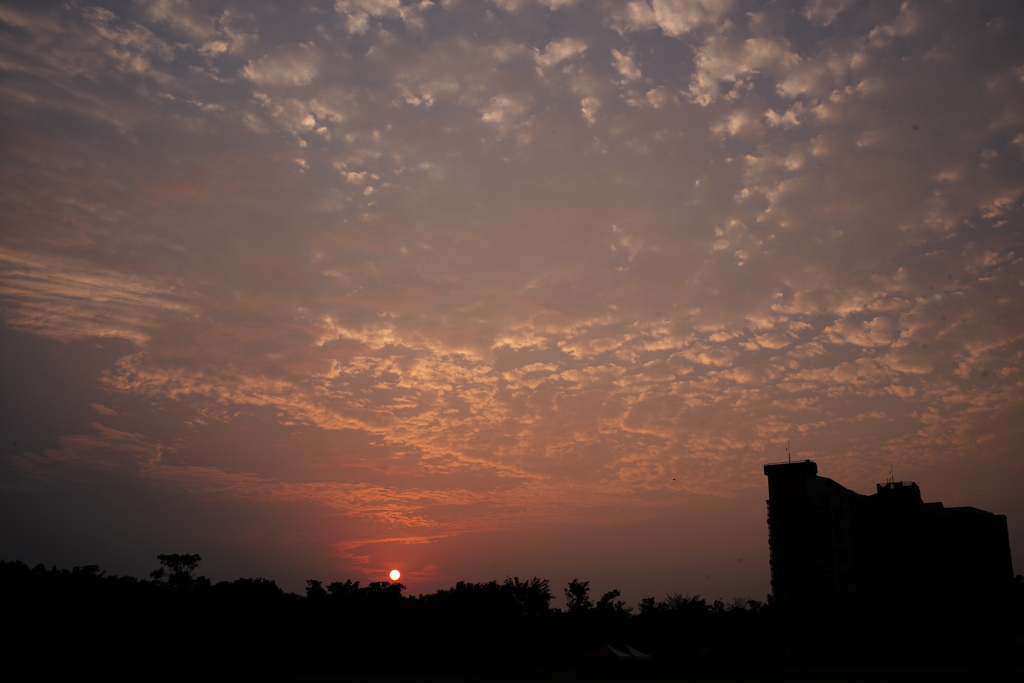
764,460,1013,604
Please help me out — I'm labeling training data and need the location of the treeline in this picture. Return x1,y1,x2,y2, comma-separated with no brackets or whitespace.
2,556,1022,674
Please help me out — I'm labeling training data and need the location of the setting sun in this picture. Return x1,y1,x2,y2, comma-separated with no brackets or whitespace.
389,569,401,582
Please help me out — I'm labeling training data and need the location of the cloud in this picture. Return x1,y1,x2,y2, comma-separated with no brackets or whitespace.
335,0,432,34
535,37,587,70
0,249,193,345
688,33,798,105
480,94,530,135
868,2,920,47
825,316,898,347
618,0,733,37
803,0,852,26
611,48,641,82
141,0,218,41
537,0,579,9
243,43,323,86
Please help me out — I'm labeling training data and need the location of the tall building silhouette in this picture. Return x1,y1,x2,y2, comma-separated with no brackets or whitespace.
764,460,1012,604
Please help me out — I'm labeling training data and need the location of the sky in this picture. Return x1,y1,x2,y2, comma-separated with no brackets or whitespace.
1,0,1022,606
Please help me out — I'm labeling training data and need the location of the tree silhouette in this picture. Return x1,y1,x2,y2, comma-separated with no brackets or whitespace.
564,578,593,613
503,576,552,618
597,588,631,614
150,553,202,588
305,578,328,599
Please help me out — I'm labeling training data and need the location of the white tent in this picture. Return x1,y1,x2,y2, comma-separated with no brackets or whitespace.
625,645,652,661
582,643,653,662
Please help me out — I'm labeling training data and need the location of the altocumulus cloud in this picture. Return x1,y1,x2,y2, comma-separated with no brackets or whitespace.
0,0,1022,598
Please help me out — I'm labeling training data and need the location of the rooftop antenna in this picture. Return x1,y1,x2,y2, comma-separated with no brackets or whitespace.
787,440,791,463
888,463,894,485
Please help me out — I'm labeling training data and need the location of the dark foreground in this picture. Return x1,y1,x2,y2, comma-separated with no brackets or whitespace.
2,558,1022,677
3,668,1023,682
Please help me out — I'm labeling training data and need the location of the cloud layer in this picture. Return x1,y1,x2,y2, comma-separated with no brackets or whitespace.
1,0,1022,599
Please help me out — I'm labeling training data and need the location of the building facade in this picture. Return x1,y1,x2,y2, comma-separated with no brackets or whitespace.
764,460,1013,604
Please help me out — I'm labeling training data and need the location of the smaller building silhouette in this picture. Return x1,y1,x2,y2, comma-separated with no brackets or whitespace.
764,460,1012,604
